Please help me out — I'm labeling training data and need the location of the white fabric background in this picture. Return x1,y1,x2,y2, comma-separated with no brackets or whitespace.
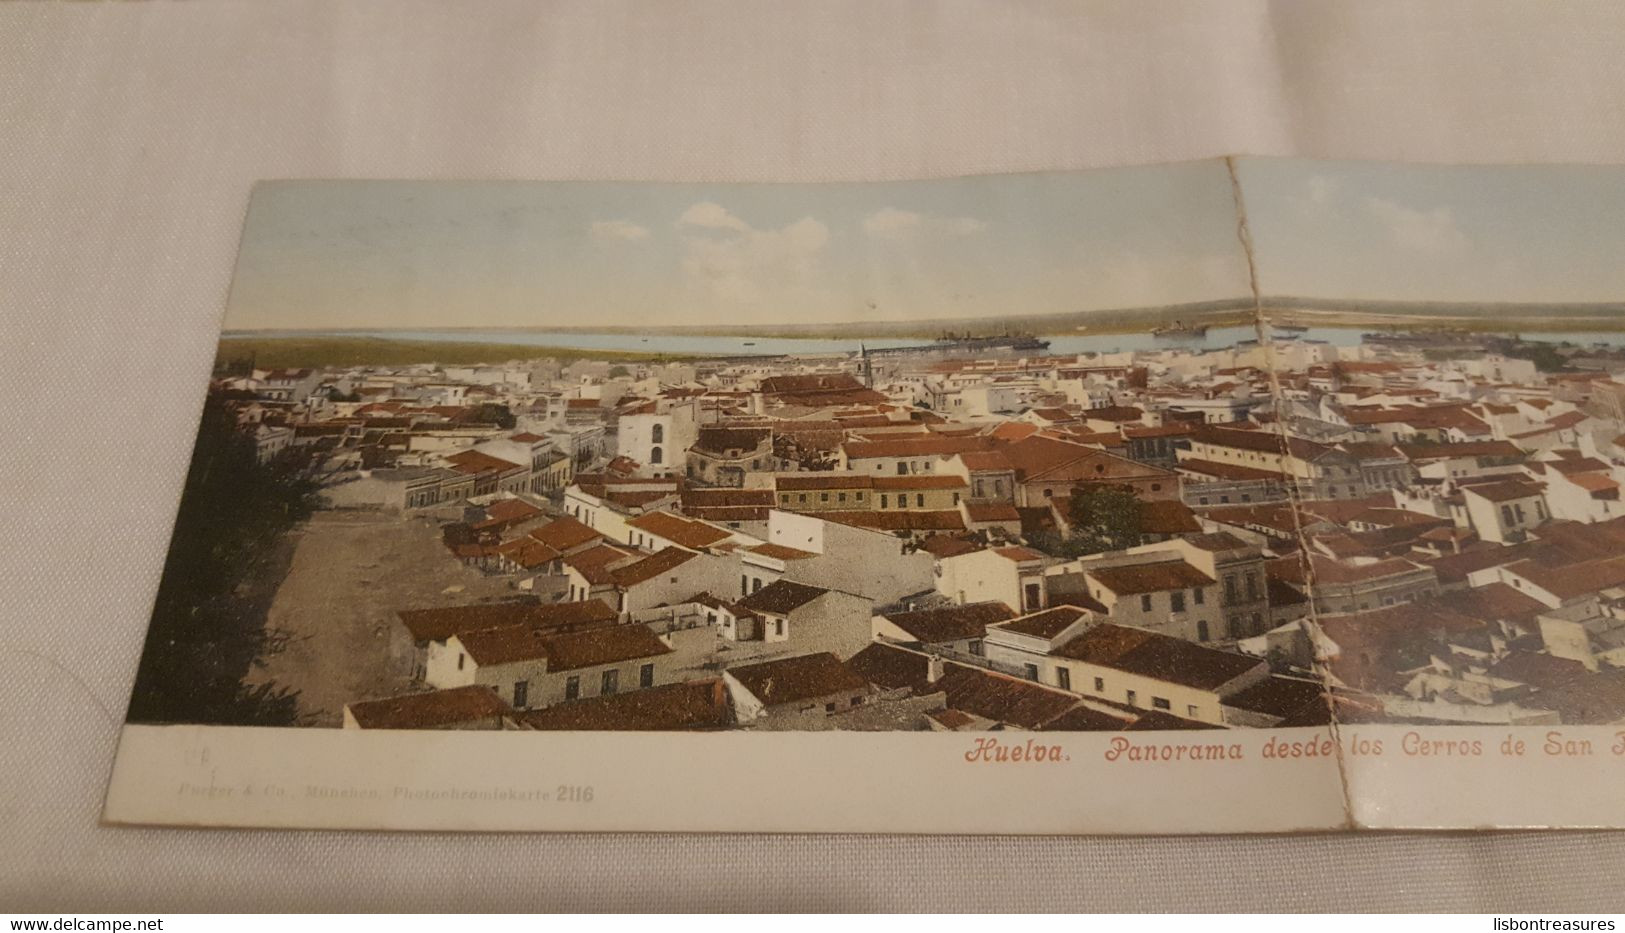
4,0,1625,912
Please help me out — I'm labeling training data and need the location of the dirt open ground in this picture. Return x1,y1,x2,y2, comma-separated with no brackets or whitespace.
245,509,521,726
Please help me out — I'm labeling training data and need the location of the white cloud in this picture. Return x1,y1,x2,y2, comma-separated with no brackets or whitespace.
589,220,650,242
679,207,830,307
862,208,922,238
863,208,986,239
677,201,751,232
1363,196,1469,254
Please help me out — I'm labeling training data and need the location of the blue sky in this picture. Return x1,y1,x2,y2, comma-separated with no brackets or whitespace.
224,163,1251,330
1239,158,1625,304
224,159,1625,331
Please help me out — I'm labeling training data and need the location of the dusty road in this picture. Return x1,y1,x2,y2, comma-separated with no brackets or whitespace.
247,510,520,726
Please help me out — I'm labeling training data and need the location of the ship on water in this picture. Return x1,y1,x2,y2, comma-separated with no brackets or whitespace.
1361,329,1480,349
932,330,1052,352
859,330,1051,358
1150,319,1209,339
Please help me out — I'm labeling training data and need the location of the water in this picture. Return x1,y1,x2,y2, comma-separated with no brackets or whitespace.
226,325,1625,359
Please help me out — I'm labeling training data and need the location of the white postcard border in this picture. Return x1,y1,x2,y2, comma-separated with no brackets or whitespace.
106,724,1352,835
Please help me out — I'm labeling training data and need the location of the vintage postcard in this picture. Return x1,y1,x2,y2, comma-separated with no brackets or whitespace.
105,158,1625,833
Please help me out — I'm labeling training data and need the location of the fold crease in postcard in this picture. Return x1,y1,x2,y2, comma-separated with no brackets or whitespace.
106,158,1625,833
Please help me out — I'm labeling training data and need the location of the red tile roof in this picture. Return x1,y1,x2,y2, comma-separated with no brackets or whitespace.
1055,623,1264,690
518,678,732,731
397,599,616,643
346,686,512,729
624,511,734,550
737,580,828,615
1086,560,1214,596
459,621,671,669
997,605,1093,639
726,652,870,706
876,601,1015,643
611,546,701,587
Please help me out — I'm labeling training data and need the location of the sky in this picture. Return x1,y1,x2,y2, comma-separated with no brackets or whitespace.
223,163,1252,331
1238,158,1625,305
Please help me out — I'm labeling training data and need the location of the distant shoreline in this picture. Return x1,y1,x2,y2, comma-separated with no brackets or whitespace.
222,297,1625,343
215,335,704,369
217,302,1625,369
1262,308,1625,334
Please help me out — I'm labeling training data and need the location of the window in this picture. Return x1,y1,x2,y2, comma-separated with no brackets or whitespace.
837,493,846,503
775,619,785,636
1094,677,1105,692
855,492,864,501
1245,572,1259,601
880,495,889,509
1171,591,1186,612
1501,504,1514,526
565,676,580,701
1056,668,1072,691
850,696,863,707
1197,619,1210,641
1194,587,1204,605
1228,616,1244,639
916,494,925,507
639,663,654,688
1251,612,1263,634
824,702,836,713
740,575,748,596
1024,583,1041,611
1140,594,1153,612
1224,575,1238,603
651,424,663,444
513,681,529,708
1126,690,1138,707
968,639,984,657
896,463,908,475
752,578,763,593
457,653,465,671
1023,664,1040,681
798,493,807,503
820,493,829,502
601,669,619,696
1152,697,1171,711
649,446,662,465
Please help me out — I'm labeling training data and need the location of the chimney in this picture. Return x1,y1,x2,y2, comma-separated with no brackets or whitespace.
926,654,945,684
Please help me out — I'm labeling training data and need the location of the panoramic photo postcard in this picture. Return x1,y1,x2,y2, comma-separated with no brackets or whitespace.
106,159,1625,832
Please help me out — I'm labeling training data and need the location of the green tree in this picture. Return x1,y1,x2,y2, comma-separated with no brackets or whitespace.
471,402,517,429
1054,484,1144,558
607,365,630,378
1506,343,1568,373
125,394,317,725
